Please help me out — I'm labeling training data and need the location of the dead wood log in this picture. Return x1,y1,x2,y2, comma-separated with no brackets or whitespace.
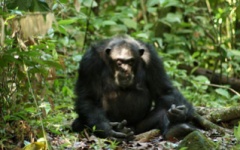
195,106,219,116
134,129,160,142
195,106,240,124
134,107,238,142
178,65,240,92
192,111,233,134
206,106,240,123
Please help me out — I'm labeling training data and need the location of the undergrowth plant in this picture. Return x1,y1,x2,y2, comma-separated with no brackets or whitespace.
1,0,240,149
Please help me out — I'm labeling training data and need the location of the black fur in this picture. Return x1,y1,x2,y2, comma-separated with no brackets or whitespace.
72,36,195,139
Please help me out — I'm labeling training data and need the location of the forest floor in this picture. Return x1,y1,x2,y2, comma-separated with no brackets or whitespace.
49,129,239,150
3,107,240,149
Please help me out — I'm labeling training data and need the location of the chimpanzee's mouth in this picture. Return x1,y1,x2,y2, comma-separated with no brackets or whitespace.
115,74,134,88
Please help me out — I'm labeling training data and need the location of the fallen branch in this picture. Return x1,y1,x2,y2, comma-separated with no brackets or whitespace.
204,83,240,96
134,106,238,142
192,111,233,134
134,129,160,142
195,106,240,123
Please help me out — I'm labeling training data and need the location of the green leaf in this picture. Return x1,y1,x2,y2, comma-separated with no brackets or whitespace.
92,126,96,132
28,67,48,76
230,50,240,57
6,0,32,10
237,5,240,20
43,60,62,69
25,107,37,113
215,88,230,99
0,54,16,68
5,14,17,21
39,102,51,115
58,18,78,25
192,51,200,58
231,95,240,101
31,0,50,12
206,52,220,57
160,13,182,24
102,20,117,26
162,0,182,8
23,141,46,150
136,33,149,39
59,0,68,3
234,124,240,141
73,54,83,62
195,76,210,84
108,25,128,34
147,0,160,7
19,51,41,57
52,49,58,60
57,25,67,35
121,18,137,29
194,75,210,90
82,0,98,8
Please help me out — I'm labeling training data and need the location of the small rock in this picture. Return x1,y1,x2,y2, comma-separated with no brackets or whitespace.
177,131,216,150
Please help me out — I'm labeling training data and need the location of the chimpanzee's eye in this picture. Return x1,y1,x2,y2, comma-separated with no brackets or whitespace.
116,60,122,66
127,59,134,65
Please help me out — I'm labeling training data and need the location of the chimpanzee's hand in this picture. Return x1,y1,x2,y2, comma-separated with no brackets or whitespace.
109,120,134,140
168,104,188,123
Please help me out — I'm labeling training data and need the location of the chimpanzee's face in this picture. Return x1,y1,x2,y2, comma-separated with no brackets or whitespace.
105,41,144,88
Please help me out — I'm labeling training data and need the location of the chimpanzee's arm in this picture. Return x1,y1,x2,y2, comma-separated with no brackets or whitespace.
139,43,196,138
72,92,134,138
135,89,195,139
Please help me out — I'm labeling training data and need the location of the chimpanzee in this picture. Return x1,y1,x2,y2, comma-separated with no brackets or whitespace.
72,35,196,140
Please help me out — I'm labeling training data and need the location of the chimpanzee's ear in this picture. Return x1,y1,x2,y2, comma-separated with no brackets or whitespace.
105,48,111,55
139,49,145,56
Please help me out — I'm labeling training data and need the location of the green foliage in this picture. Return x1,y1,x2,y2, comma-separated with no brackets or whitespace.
179,147,188,150
1,0,240,149
233,123,240,149
234,123,240,141
6,0,50,12
1,1,76,148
